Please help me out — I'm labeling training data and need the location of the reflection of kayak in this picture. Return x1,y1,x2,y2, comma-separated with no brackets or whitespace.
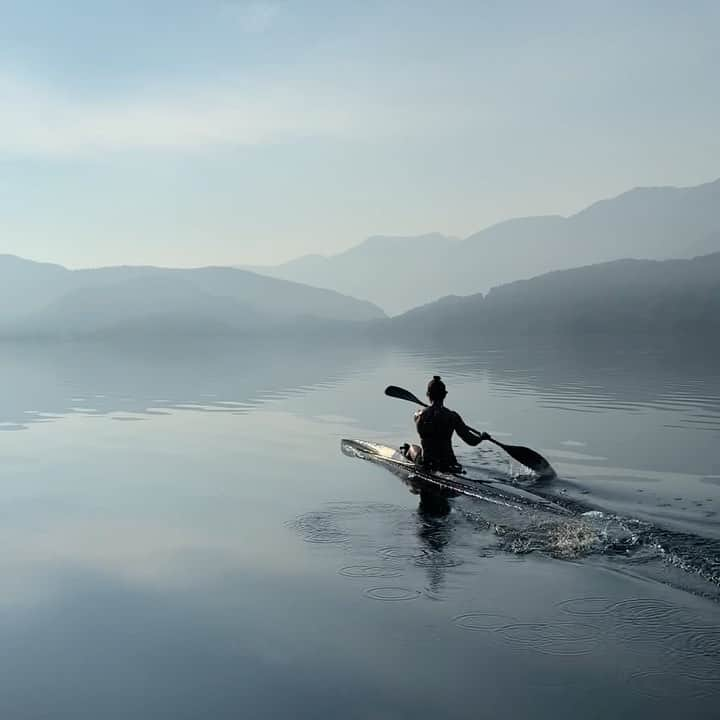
341,439,568,512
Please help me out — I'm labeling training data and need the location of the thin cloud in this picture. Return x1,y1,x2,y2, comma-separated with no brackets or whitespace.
0,72,471,157
0,75,352,156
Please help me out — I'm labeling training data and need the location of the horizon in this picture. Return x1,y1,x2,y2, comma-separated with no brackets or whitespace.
1,2,718,268
4,173,719,271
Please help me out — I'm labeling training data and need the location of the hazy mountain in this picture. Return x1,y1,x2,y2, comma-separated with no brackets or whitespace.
684,231,720,258
250,178,720,314
0,256,73,324
246,233,460,315
383,252,720,339
0,256,384,338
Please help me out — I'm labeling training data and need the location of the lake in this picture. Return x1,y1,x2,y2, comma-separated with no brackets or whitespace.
0,337,718,718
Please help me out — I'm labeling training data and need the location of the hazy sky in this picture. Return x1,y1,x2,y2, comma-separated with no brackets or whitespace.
1,0,718,268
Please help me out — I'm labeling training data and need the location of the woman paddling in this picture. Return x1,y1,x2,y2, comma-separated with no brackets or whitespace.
402,375,489,472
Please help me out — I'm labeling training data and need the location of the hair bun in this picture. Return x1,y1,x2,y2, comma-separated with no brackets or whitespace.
433,375,441,381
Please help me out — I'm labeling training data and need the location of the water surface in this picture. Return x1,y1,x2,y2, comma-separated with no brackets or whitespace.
0,338,718,718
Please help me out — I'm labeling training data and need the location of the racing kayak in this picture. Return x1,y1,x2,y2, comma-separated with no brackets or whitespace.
341,439,568,512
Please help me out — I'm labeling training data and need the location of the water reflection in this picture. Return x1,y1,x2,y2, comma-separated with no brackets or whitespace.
410,482,456,597
396,337,720,436
0,338,382,430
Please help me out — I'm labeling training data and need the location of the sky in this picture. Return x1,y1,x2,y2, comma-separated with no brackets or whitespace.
0,0,718,268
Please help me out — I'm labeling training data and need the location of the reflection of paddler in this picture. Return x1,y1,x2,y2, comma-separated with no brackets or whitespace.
414,483,456,597
418,488,452,518
400,474,457,517
403,376,489,471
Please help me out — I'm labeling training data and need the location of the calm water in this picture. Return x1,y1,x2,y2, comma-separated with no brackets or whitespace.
0,338,718,719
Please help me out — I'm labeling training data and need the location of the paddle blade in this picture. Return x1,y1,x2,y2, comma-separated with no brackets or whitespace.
384,385,428,407
489,438,555,477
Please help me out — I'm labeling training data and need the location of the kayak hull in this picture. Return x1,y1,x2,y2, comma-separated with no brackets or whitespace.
341,439,567,511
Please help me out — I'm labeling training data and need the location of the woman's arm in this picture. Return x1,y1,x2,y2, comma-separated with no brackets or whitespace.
453,412,488,446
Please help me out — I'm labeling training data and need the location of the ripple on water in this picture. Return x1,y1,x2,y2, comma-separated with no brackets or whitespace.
606,598,714,645
453,613,517,632
423,581,468,602
413,552,465,569
290,502,404,545
338,565,405,579
377,546,429,561
288,512,349,545
665,627,720,668
669,625,720,662
496,622,602,656
556,597,618,617
610,598,681,623
363,587,422,602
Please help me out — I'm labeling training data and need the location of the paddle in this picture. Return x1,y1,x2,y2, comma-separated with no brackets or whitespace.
384,385,554,476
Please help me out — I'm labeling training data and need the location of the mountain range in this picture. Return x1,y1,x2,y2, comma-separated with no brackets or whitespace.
247,178,720,314
2,249,717,342
3,176,719,340
0,256,385,339
382,252,720,340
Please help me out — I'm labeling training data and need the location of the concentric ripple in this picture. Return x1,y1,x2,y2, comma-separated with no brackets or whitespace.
665,627,720,661
290,501,409,546
556,596,617,617
496,621,601,656
377,546,429,561
338,565,405,579
453,613,517,632
606,598,711,644
288,512,349,545
610,598,683,624
363,586,422,602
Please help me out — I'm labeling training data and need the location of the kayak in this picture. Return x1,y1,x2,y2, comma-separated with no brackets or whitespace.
341,439,568,512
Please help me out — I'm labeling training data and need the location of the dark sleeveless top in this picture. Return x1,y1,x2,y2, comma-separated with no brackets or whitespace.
414,405,461,470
